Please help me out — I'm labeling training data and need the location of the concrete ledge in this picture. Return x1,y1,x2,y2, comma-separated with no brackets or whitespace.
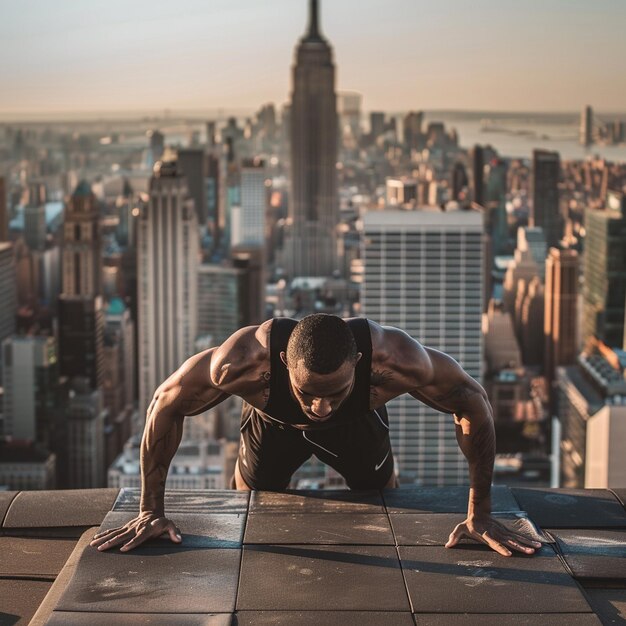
29,526,98,626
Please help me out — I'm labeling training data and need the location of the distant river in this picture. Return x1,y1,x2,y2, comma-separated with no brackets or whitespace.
420,110,626,162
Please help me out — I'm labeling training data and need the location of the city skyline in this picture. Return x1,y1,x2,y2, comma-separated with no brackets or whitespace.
2,0,626,117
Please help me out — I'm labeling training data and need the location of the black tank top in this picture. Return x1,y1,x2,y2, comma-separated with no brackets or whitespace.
257,317,372,431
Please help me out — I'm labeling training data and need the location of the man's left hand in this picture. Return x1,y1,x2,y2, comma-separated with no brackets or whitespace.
445,513,542,556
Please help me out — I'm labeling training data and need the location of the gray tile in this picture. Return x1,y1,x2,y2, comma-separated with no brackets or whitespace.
56,545,241,613
0,537,76,577
113,488,248,514
3,489,119,532
384,486,520,514
511,488,626,528
0,579,53,626
234,612,415,625
549,529,626,581
46,613,232,625
250,489,384,513
391,513,548,546
413,615,601,625
584,588,626,625
399,545,591,614
244,513,394,545
237,545,410,611
0,490,17,527
97,511,245,548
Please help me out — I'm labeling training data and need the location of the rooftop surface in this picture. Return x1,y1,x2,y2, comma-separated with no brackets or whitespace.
1,486,625,625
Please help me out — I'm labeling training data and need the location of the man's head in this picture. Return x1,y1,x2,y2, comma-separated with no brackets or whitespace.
280,314,362,422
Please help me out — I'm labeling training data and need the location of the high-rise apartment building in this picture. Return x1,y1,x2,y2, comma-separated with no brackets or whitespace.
66,378,106,488
502,239,540,316
362,208,484,485
105,298,136,410
557,338,626,487
284,0,339,277
58,295,105,389
518,227,547,281
2,335,59,443
231,159,267,247
544,248,579,381
138,159,198,418
197,258,263,346
531,150,561,249
583,205,626,348
0,442,56,490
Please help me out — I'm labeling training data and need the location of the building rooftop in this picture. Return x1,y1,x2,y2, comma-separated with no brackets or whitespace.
1,486,625,625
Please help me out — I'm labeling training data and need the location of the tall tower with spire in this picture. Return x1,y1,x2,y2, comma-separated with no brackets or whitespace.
284,0,339,278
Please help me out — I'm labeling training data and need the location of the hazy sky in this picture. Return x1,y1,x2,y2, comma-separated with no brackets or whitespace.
1,0,626,116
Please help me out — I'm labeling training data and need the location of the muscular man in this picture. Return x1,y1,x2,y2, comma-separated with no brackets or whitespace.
91,314,541,557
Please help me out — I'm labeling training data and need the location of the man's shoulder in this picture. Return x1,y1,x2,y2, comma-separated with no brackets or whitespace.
368,322,430,374
209,321,272,391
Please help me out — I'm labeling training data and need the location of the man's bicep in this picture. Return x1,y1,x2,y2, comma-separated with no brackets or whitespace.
169,348,230,416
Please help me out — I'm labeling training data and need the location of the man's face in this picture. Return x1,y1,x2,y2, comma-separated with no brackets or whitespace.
281,353,361,423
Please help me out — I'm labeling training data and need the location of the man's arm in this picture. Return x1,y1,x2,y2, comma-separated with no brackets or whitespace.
90,346,230,552
140,347,231,516
90,322,271,552
375,326,541,556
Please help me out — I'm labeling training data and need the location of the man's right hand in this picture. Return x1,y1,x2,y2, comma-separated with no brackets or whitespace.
89,512,182,552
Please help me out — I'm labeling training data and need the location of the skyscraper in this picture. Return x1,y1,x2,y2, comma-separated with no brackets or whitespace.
338,92,362,139
582,204,626,348
0,242,16,383
61,181,101,296
66,378,106,488
580,105,593,147
284,0,339,277
59,181,104,389
178,148,208,225
58,295,105,389
369,112,385,141
231,159,267,248
197,253,264,347
531,150,561,249
0,176,7,242
362,208,484,485
2,335,59,443
471,146,484,207
138,159,198,418
544,248,579,381
148,130,165,167
403,111,423,152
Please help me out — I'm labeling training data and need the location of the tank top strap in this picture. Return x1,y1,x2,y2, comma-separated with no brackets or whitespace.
347,318,372,413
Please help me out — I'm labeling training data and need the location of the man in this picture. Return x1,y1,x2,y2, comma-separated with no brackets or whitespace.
91,314,541,557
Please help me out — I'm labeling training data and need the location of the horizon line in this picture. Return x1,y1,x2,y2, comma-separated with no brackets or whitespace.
2,106,626,125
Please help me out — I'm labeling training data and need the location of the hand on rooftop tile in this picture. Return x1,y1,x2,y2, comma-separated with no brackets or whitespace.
89,512,182,552
445,513,542,557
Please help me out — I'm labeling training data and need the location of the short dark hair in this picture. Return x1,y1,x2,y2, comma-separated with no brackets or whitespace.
286,314,357,374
